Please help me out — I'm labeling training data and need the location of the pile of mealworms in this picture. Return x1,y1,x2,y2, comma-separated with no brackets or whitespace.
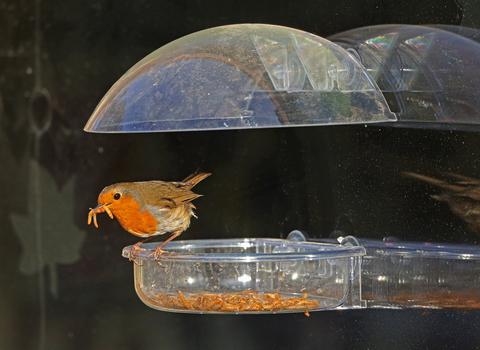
154,290,320,313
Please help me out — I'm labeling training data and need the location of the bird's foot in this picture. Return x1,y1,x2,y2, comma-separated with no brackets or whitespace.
129,243,147,265
147,246,173,267
147,247,170,259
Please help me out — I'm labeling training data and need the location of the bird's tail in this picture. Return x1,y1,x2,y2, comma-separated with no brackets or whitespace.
180,171,211,190
401,172,466,192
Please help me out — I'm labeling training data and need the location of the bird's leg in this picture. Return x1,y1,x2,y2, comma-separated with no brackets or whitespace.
148,231,182,262
129,236,155,264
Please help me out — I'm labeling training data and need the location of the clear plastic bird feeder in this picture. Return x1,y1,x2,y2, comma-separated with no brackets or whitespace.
84,24,395,133
122,237,366,314
328,25,480,129
293,232,480,310
87,24,480,314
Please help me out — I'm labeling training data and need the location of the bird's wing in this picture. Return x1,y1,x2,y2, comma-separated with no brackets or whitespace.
164,190,203,207
443,172,480,186
145,181,203,209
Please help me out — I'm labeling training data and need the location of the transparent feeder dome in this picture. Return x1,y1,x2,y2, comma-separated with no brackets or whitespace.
328,25,480,130
84,24,395,133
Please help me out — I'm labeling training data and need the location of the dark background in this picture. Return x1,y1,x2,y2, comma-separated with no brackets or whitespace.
1,0,480,349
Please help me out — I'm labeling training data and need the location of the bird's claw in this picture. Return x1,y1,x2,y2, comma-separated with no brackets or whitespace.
147,247,174,267
129,243,147,264
147,248,170,260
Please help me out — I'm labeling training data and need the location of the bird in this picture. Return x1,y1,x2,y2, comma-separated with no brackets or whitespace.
88,171,211,261
402,171,480,232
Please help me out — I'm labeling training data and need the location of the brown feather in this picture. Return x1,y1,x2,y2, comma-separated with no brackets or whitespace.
402,171,480,232
89,172,211,241
179,171,212,190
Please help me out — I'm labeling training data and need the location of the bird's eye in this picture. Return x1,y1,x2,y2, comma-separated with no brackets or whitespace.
113,193,121,200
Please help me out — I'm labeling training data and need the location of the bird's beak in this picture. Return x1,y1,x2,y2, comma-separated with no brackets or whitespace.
92,203,109,211
90,202,114,219
88,200,116,228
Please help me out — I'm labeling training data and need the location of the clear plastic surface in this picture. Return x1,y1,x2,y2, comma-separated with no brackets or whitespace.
298,230,480,310
122,238,365,314
328,25,480,129
84,24,395,133
360,240,480,309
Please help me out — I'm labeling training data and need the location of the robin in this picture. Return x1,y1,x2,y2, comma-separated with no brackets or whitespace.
403,171,480,232
88,171,211,261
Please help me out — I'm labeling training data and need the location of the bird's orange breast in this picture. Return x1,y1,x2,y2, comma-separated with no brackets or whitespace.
111,198,159,237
